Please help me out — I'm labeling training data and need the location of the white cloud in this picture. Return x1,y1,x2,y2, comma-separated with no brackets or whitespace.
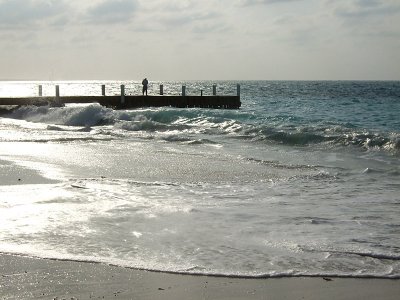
333,0,400,19
84,0,138,24
324,0,400,40
238,0,304,5
0,0,399,80
0,0,70,29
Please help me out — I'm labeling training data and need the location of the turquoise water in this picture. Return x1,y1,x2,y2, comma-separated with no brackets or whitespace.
0,80,399,278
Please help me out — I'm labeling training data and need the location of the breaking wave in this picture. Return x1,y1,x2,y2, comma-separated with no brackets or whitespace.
255,126,399,153
4,104,400,154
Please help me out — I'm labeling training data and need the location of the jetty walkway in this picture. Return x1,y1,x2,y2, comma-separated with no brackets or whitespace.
0,84,241,109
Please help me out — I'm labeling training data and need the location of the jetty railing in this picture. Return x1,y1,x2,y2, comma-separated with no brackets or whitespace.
0,83,241,109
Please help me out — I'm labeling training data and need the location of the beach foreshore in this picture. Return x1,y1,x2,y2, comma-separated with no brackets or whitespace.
0,254,399,300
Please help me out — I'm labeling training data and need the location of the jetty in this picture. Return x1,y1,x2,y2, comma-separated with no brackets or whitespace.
0,84,241,109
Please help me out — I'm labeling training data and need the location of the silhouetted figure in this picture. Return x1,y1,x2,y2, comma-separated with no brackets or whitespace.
142,78,148,96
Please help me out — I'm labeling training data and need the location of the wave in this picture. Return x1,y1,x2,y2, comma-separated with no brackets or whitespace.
246,125,400,154
4,104,400,154
244,157,318,172
7,104,115,127
1,251,399,279
327,250,400,261
46,124,92,132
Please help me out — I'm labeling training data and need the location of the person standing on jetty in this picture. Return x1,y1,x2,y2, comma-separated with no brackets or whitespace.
142,78,148,96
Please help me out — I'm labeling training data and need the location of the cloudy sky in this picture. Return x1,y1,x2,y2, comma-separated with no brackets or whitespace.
0,0,399,80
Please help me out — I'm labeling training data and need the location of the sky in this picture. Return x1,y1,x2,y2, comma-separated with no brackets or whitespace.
0,0,399,80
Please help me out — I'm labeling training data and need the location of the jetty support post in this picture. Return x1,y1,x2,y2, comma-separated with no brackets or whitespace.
237,84,241,99
38,85,42,97
213,85,217,96
55,85,60,100
201,90,203,96
120,85,125,104
160,84,163,95
182,86,186,97
102,85,106,96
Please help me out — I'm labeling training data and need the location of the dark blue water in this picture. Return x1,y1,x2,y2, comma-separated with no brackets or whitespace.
235,81,400,152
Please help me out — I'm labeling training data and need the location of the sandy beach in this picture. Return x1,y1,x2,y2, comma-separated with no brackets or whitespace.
0,254,399,300
1,161,399,300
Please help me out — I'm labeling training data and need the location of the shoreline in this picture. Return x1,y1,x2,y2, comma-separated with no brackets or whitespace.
1,254,399,300
0,159,59,186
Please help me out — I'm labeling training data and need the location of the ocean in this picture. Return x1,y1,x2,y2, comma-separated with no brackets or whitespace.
0,80,399,278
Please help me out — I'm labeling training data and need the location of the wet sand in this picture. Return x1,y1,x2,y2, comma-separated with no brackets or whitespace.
1,254,399,300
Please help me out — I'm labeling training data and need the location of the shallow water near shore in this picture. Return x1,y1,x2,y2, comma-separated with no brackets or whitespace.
0,80,399,278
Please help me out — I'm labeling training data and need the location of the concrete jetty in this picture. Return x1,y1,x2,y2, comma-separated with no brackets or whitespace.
0,84,241,109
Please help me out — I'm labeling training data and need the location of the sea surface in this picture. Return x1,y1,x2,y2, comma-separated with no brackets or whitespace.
0,80,399,278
